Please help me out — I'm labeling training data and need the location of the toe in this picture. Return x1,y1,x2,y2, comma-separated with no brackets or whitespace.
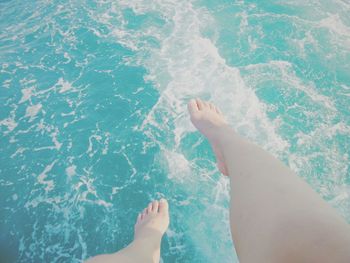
203,101,210,109
215,106,222,115
141,212,146,220
152,200,159,213
147,202,153,213
196,98,204,110
159,198,169,214
188,99,199,116
209,103,215,110
137,213,142,223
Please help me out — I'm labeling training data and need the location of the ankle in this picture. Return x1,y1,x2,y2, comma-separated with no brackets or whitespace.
119,240,160,263
133,233,162,251
211,124,237,146
129,237,161,263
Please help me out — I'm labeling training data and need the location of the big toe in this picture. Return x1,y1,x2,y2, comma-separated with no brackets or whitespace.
158,198,169,214
152,200,159,213
188,99,199,117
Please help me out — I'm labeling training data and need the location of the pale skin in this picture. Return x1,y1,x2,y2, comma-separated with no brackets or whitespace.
85,198,169,263
86,98,350,263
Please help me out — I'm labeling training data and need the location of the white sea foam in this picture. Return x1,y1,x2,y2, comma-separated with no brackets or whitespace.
0,116,18,133
242,60,337,111
66,165,77,177
37,160,57,192
24,103,42,122
51,128,62,150
162,149,191,181
10,147,27,158
87,134,102,157
56,77,74,93
74,168,113,208
319,14,350,38
3,79,11,89
19,86,35,104
116,1,288,153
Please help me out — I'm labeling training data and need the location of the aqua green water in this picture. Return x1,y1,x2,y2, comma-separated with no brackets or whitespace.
1,0,349,262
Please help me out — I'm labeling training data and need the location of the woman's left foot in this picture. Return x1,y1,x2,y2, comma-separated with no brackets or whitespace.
188,98,229,175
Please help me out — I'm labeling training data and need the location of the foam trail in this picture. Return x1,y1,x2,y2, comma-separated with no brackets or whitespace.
113,0,288,151
91,0,290,261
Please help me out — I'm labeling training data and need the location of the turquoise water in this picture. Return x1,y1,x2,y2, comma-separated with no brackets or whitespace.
1,0,350,262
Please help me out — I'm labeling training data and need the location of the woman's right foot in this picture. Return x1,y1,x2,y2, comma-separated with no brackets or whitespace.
134,199,169,241
187,98,230,176
132,199,169,263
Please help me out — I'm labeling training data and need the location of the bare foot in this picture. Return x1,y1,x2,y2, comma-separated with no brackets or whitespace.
188,98,229,175
85,199,169,263
133,199,169,262
134,199,169,239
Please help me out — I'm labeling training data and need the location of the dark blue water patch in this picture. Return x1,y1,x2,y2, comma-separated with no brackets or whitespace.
0,224,19,263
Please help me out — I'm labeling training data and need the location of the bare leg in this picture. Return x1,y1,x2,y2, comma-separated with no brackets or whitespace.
188,99,350,263
85,199,169,263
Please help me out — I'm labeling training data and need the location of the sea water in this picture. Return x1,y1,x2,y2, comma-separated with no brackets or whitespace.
0,0,349,262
